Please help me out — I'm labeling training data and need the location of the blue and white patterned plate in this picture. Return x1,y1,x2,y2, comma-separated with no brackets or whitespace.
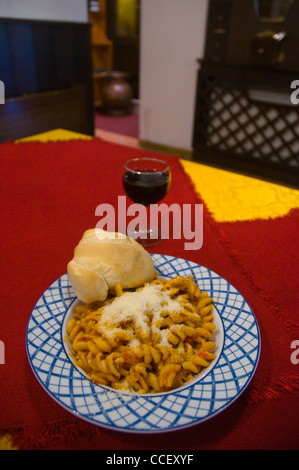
26,254,260,433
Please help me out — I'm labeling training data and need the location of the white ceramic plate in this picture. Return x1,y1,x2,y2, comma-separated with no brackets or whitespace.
26,254,260,433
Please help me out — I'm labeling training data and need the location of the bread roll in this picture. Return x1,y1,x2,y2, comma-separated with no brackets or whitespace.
67,228,156,303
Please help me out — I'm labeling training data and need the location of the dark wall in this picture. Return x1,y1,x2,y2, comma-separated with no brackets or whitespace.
0,18,94,136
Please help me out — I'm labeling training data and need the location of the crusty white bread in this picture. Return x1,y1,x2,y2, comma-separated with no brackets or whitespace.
67,228,156,303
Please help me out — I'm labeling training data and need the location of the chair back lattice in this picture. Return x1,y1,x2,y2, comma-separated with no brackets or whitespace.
193,74,299,179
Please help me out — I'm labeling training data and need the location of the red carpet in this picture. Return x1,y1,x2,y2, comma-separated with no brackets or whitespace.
94,112,139,138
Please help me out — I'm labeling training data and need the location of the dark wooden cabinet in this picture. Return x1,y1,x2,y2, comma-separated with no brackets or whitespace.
192,1,299,187
193,62,299,186
203,0,299,71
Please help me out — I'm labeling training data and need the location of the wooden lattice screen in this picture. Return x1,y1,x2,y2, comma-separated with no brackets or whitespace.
193,63,299,187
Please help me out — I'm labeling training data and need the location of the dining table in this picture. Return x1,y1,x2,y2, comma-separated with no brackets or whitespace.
0,128,299,452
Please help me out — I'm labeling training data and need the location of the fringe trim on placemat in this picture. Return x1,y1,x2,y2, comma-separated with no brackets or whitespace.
2,418,99,450
245,370,299,404
177,159,299,339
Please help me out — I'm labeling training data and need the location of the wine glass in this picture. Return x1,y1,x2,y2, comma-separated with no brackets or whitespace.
123,157,171,246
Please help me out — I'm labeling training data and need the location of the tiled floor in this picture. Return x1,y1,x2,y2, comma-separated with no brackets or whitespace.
95,128,140,148
94,112,139,139
94,107,140,149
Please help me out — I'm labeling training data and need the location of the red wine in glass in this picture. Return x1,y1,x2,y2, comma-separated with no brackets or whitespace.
123,169,170,206
123,157,171,245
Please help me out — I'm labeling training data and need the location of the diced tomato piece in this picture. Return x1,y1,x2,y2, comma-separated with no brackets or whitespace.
198,350,208,359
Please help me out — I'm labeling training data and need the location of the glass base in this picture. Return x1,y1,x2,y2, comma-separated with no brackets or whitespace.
127,226,162,247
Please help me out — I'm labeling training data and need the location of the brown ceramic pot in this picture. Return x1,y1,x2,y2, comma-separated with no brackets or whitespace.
101,71,133,116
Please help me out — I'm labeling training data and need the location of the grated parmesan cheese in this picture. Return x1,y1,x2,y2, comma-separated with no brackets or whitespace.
97,284,181,347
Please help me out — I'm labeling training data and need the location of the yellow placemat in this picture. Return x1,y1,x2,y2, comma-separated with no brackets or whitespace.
17,128,93,143
181,160,299,222
0,434,18,450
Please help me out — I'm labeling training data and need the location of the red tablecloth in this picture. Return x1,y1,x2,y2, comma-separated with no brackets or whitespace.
0,138,298,450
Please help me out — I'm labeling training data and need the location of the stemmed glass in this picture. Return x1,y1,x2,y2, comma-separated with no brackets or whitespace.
123,157,171,246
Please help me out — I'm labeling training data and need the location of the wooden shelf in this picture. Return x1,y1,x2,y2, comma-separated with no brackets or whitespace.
92,40,112,46
89,0,113,107
93,71,107,79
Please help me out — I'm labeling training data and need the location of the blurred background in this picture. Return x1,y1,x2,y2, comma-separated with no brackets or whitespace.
0,0,298,185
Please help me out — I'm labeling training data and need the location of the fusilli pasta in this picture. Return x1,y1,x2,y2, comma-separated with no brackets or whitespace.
66,275,216,393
